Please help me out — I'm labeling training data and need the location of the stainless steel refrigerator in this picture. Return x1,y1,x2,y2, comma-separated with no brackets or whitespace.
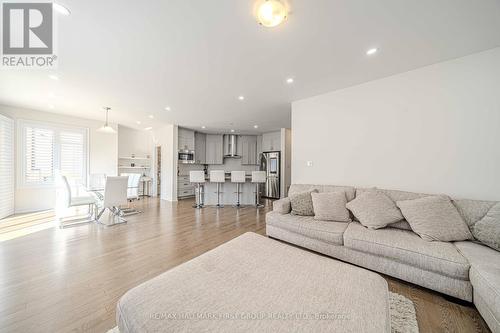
259,151,280,199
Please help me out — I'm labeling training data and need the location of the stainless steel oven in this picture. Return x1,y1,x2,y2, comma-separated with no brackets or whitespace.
178,150,195,164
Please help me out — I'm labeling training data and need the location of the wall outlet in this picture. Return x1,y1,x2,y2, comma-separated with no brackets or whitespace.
306,161,313,167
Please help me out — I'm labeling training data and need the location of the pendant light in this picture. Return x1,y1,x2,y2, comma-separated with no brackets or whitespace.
97,107,117,134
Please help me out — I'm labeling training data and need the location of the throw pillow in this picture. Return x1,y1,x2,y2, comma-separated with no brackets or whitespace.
311,191,351,222
396,195,473,242
290,190,318,216
346,191,404,229
472,203,500,251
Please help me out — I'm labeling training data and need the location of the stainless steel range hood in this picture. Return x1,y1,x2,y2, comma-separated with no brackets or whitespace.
223,134,240,158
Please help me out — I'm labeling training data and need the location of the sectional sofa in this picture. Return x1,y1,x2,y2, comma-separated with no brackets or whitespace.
266,184,500,333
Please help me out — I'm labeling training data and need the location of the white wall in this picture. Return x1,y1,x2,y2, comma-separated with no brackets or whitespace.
0,105,118,213
292,47,500,201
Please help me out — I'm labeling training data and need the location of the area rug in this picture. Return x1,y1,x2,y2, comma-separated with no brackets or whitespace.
106,292,418,333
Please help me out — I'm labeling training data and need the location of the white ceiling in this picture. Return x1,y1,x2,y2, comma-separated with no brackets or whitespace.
1,0,500,134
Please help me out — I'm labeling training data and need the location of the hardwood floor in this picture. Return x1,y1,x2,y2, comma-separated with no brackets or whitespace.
0,198,490,333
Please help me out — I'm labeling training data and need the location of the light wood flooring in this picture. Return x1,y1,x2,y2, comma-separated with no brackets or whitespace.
0,198,490,333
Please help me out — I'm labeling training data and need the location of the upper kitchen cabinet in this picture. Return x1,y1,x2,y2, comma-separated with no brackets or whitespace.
262,131,281,152
240,135,258,165
178,128,195,151
194,132,206,164
205,134,223,165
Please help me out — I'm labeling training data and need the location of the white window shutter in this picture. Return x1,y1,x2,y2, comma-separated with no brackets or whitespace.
60,130,86,185
0,115,14,219
25,126,55,185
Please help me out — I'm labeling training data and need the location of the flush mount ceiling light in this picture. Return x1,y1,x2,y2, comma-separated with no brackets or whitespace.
238,96,245,101
97,107,117,134
253,125,259,129
53,2,71,16
257,0,288,28
164,106,171,111
201,126,206,129
286,77,294,84
366,48,378,55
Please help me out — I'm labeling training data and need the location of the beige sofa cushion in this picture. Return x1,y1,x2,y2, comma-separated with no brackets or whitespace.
454,241,500,332
471,203,500,251
396,196,473,242
266,211,348,245
312,192,351,222
273,198,291,214
290,190,317,216
343,222,470,279
346,191,404,229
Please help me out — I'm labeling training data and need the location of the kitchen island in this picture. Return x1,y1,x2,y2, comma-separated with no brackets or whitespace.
201,174,259,206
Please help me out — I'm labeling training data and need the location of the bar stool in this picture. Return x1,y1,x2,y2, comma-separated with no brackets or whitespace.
210,170,225,208
190,171,205,209
251,171,266,208
231,171,246,207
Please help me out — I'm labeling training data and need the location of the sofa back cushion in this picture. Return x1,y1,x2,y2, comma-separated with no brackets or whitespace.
396,195,473,242
289,184,356,202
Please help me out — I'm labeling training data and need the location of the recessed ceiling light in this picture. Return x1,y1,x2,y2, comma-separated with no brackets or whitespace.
148,115,154,119
201,126,206,129
48,104,55,109
53,2,71,16
366,48,378,55
253,125,259,129
144,127,153,131
136,121,141,125
164,106,171,111
238,96,245,101
230,129,235,133
256,0,288,28
48,74,59,80
286,78,294,84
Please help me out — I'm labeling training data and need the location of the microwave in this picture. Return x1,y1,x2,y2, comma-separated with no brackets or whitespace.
178,150,195,164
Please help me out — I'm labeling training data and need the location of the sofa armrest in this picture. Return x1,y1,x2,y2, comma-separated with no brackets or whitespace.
273,198,291,214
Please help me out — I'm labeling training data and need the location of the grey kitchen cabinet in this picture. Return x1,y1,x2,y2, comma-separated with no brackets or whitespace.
194,132,206,164
205,134,223,165
240,135,258,165
178,128,195,151
262,131,281,152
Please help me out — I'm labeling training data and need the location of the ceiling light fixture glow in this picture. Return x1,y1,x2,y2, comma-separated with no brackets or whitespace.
48,104,55,109
238,96,245,101
257,0,287,28
201,126,206,129
48,74,59,80
148,115,154,119
97,107,117,134
253,125,259,129
164,106,171,111
366,48,378,55
286,78,294,84
53,2,71,16
230,129,235,133
144,127,153,131
136,121,141,125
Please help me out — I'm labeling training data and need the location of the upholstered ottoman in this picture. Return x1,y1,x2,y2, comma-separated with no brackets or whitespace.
117,232,390,332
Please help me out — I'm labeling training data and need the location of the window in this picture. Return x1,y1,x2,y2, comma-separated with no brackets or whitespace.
19,120,88,187
0,114,14,219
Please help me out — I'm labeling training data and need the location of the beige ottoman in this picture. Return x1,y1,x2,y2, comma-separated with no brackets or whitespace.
117,232,390,332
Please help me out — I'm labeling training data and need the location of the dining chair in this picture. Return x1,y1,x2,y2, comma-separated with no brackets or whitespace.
97,176,129,225
56,175,98,228
120,173,142,215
